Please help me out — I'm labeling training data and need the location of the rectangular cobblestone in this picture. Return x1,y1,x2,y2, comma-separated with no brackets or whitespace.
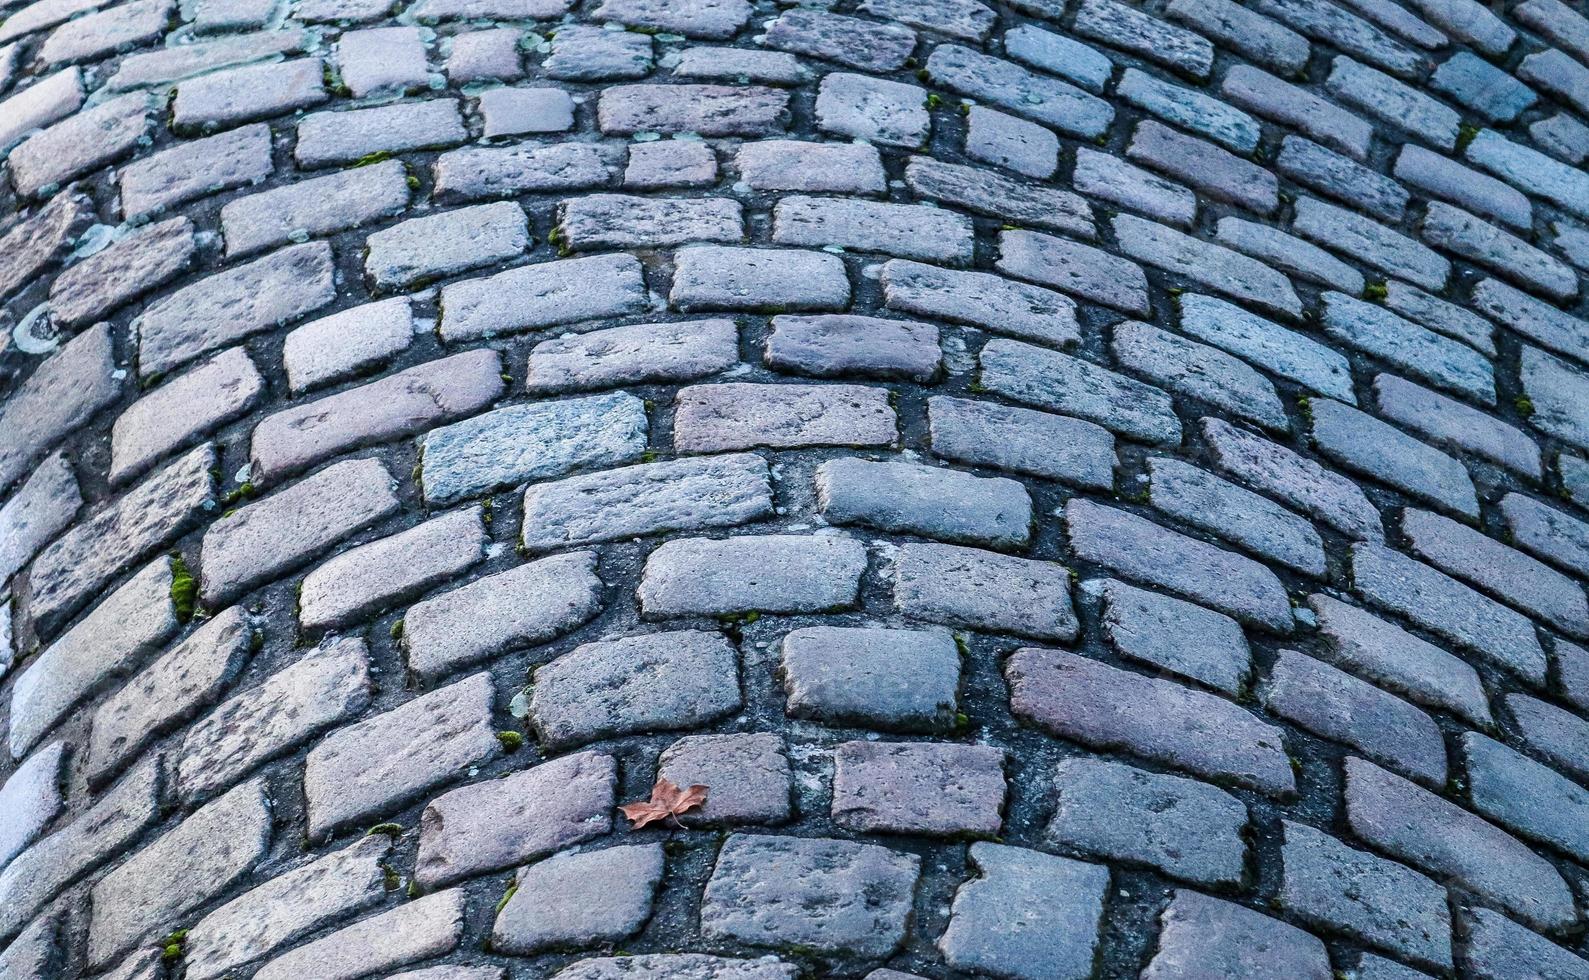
980,338,1178,444
296,99,467,168
1003,24,1112,93
1464,731,1589,866
1277,135,1408,222
1477,280,1589,369
0,67,81,153
222,159,409,258
139,242,335,380
0,190,92,305
432,142,613,202
670,246,849,312
1423,202,1577,302
832,741,1002,840
106,30,306,90
1402,0,1514,54
1501,491,1589,579
1256,0,1423,77
111,347,263,486
1382,280,1494,355
522,453,773,551
559,193,742,251
366,202,528,291
736,140,884,195
1292,197,1449,291
300,507,484,632
1326,56,1459,148
673,382,894,453
1112,321,1288,432
818,457,1030,549
1073,0,1212,78
119,123,272,220
1112,214,1300,317
254,889,465,980
39,0,169,64
1149,457,1324,576
939,843,1106,980
904,157,1094,238
599,83,787,136
893,542,1077,641
9,91,147,198
1178,292,1355,403
172,58,326,131
1117,68,1259,153
1394,144,1531,232
1202,416,1382,540
525,318,737,394
1009,646,1293,795
1431,50,1536,123
928,396,1114,489
0,322,118,498
0,451,77,591
815,72,928,148
50,215,196,330
764,9,914,72
440,253,645,342
782,625,959,734
673,46,804,85
1128,120,1277,215
420,392,647,504
1465,129,1589,223
641,534,866,616
1219,213,1375,294
1460,907,1589,980
0,738,61,889
881,259,1079,348
283,299,413,394
1096,578,1250,694
1312,398,1478,517
177,637,371,803
772,196,971,264
764,313,940,381
925,44,1112,138
1222,64,1372,160
1321,291,1498,407
1166,0,1309,76
1073,147,1197,228
1373,374,1538,480
997,229,1149,314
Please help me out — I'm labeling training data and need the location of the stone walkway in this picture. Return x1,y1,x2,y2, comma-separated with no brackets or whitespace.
2,0,1589,977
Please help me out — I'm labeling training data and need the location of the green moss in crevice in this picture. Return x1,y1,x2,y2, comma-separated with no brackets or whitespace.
169,554,198,623
497,730,524,753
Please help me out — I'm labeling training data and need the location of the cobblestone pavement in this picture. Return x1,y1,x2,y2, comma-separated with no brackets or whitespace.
3,0,1589,977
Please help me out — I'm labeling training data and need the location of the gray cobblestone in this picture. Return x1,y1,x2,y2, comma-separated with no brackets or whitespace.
1202,416,1382,541
1395,144,1531,232
560,193,743,251
782,626,959,733
1310,398,1479,518
657,733,790,826
1166,0,1309,76
1382,280,1495,355
1463,731,1589,865
736,140,884,194
1373,374,1539,479
0,740,64,871
997,229,1149,314
833,740,1004,836
1508,693,1589,785
1142,890,1331,980
494,844,664,952
939,843,1106,980
432,142,613,202
300,506,484,631
927,396,1114,489
111,348,262,486
9,92,147,199
1222,64,1372,159
1460,907,1589,980
670,246,849,312
765,314,938,381
439,253,646,342
119,123,273,220
673,382,895,453
1424,202,1576,302
624,140,719,188
965,105,1057,178
1129,120,1276,215
1277,135,1407,222
1113,321,1288,431
283,299,413,394
0,320,118,499
1324,285,1495,396
599,83,787,136
366,202,529,290
0,67,82,153
880,259,1079,347
254,889,465,980
544,24,652,81
764,9,914,73
773,195,971,264
640,534,865,616
171,58,326,131
1292,197,1449,291
49,215,195,330
981,339,1178,444
1002,23,1111,92
0,451,78,589
1149,457,1324,576
1074,0,1212,78
1179,292,1354,402
595,0,749,38
526,318,737,393
298,101,467,169
222,159,409,258
1097,577,1250,694
1073,147,1197,228
1113,214,1300,317
817,457,1030,549
925,44,1112,139
907,157,1094,237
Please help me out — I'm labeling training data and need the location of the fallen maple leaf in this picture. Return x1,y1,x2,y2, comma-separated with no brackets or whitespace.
619,778,709,830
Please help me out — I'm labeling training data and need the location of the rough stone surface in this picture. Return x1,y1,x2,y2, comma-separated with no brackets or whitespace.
938,843,1107,980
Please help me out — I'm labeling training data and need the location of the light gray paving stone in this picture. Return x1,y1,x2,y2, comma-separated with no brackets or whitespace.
1562,454,1589,514
1395,144,1531,232
765,314,939,381
1352,954,1436,980
1149,457,1324,576
782,626,959,733
1047,756,1247,886
200,457,400,605
1202,417,1382,541
736,140,884,194
0,758,161,945
1000,25,1108,94
1423,202,1577,302
0,452,77,589
640,535,866,617
1008,646,1293,795
1464,732,1589,871
405,551,601,682
0,190,92,304
1517,0,1589,64
415,750,615,889
1072,147,1197,227
177,637,371,803
337,26,428,97
1264,648,1446,785
1166,0,1309,76
439,253,646,342
1326,56,1459,149
880,259,1080,348
305,671,496,840
106,29,306,90
1402,0,1513,53
1520,48,1589,118
432,142,614,202
1531,111,1589,165
980,338,1177,444
221,159,409,258
813,71,927,147
300,507,484,632
0,67,81,153
532,629,739,748
1129,120,1277,215
39,0,170,64
7,557,175,759
181,835,391,980
927,396,1115,489
1292,197,1450,292
893,542,1076,641
284,298,415,394
1350,542,1546,685
670,246,849,312
1255,0,1424,76
673,46,805,84
1066,498,1292,632
296,100,468,168
543,23,652,81
1321,292,1493,405
251,348,503,484
817,457,1030,549
904,157,1094,239
599,83,787,136
965,105,1057,178
1466,129,1589,223
87,779,271,968
1097,578,1249,694
556,957,794,980
1476,280,1589,367
1116,67,1259,154
0,322,117,499
494,845,664,953
171,58,326,131
1178,292,1354,402
522,453,772,552
1311,398,1478,517
925,44,1113,139
1403,508,1587,637
1501,492,1589,579
859,0,994,41
1460,907,1589,980
1113,214,1300,317
0,741,64,871
1074,0,1211,77
672,382,895,453
594,0,750,39
0,0,110,43
1113,321,1288,431
763,9,915,72
773,195,971,264
1558,222,1589,272
0,915,55,979
86,606,252,785
366,202,528,290
1277,135,1407,222
526,319,738,394
833,741,1004,836
624,140,718,188
1309,594,1489,726
446,28,523,83
938,843,1105,980
49,216,196,329
1508,693,1589,785
1222,64,1372,159
559,194,741,253
657,733,791,826
138,242,336,380
119,123,273,220
1142,890,1331,980
1382,280,1494,355
420,392,647,505
404,0,569,20
21,443,214,639
111,348,263,486
254,889,466,980
9,91,147,198
701,835,919,958
192,0,276,35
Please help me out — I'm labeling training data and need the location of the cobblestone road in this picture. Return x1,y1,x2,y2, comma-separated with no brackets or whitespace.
2,0,1589,977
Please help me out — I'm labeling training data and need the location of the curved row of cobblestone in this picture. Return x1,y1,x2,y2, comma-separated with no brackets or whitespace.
4,0,1589,977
